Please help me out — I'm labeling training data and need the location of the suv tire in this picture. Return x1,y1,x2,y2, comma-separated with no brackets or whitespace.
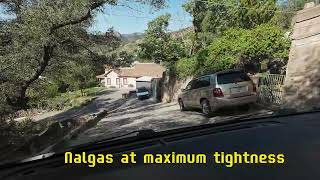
201,100,213,117
178,99,186,111
239,104,250,112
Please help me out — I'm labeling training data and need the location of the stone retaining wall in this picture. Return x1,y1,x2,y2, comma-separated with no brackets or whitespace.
283,2,320,110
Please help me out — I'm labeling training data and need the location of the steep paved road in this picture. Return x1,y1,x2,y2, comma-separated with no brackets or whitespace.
52,98,273,150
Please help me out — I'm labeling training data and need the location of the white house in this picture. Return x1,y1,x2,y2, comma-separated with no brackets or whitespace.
97,62,166,89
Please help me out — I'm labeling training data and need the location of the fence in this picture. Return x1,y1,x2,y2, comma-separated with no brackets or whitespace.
256,74,286,106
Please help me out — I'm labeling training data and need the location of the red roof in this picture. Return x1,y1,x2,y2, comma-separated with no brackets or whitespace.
103,63,166,78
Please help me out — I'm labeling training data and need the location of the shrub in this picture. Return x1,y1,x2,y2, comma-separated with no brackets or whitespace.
0,118,53,149
176,57,197,79
204,24,290,73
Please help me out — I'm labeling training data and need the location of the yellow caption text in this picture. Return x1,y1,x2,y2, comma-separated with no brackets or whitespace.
65,152,285,168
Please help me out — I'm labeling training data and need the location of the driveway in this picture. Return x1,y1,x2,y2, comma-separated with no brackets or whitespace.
55,98,273,149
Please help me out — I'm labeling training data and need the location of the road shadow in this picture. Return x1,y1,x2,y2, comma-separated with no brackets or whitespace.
108,100,177,118
39,90,120,122
50,98,127,152
185,103,264,117
53,99,271,150
87,89,116,97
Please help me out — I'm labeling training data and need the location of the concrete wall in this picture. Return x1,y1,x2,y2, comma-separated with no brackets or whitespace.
161,74,193,103
283,2,320,110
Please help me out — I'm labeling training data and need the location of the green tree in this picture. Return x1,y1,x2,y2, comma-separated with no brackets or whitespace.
183,0,278,47
0,0,166,110
183,0,208,53
272,0,314,29
64,63,96,96
176,57,197,79
138,14,171,63
203,24,290,73
138,14,187,74
114,51,136,67
237,0,277,29
178,0,296,78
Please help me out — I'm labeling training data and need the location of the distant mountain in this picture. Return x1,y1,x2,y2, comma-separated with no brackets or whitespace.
121,32,144,42
115,27,193,56
170,27,194,38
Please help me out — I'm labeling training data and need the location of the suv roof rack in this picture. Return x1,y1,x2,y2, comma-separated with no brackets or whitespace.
216,69,244,74
195,69,244,79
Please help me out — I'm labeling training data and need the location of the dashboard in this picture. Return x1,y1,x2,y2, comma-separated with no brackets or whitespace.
1,111,320,179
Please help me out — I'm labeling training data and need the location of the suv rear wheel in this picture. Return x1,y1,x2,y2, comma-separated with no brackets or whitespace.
201,100,213,117
178,99,186,111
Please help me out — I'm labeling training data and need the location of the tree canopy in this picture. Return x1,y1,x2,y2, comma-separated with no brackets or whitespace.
0,0,166,112
138,14,187,66
175,0,309,79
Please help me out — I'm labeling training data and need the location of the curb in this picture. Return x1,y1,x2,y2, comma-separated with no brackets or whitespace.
255,102,280,112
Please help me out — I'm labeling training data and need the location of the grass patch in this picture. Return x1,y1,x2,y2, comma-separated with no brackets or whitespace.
39,87,106,111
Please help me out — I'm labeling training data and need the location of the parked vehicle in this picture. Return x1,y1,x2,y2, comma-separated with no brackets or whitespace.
178,69,257,116
128,90,137,98
136,87,150,100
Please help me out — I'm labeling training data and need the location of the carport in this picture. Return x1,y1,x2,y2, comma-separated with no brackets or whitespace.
136,76,162,100
136,76,153,90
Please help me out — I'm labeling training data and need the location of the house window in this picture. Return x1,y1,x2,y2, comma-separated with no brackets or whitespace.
123,78,128,85
107,78,111,85
116,78,120,85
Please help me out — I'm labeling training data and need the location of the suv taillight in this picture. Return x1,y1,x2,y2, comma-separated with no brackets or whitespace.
213,88,224,97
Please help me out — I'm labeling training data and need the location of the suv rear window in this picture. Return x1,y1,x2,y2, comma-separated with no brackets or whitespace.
217,72,251,84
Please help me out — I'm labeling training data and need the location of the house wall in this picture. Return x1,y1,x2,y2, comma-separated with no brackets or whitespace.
127,77,136,89
104,71,136,89
120,77,136,89
99,78,105,87
104,71,119,88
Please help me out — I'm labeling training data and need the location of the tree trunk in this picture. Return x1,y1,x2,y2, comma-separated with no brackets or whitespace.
80,89,84,97
191,1,203,54
6,45,54,109
4,1,107,109
6,84,28,109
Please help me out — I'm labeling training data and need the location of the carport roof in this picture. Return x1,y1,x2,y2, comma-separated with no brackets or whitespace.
136,76,154,82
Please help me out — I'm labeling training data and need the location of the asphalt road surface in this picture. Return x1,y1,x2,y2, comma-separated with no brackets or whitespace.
53,97,273,150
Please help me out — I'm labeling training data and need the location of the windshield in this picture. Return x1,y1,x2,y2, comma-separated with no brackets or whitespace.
1,0,319,165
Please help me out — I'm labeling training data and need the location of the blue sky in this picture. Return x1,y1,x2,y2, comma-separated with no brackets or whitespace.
0,0,193,34
89,0,193,34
